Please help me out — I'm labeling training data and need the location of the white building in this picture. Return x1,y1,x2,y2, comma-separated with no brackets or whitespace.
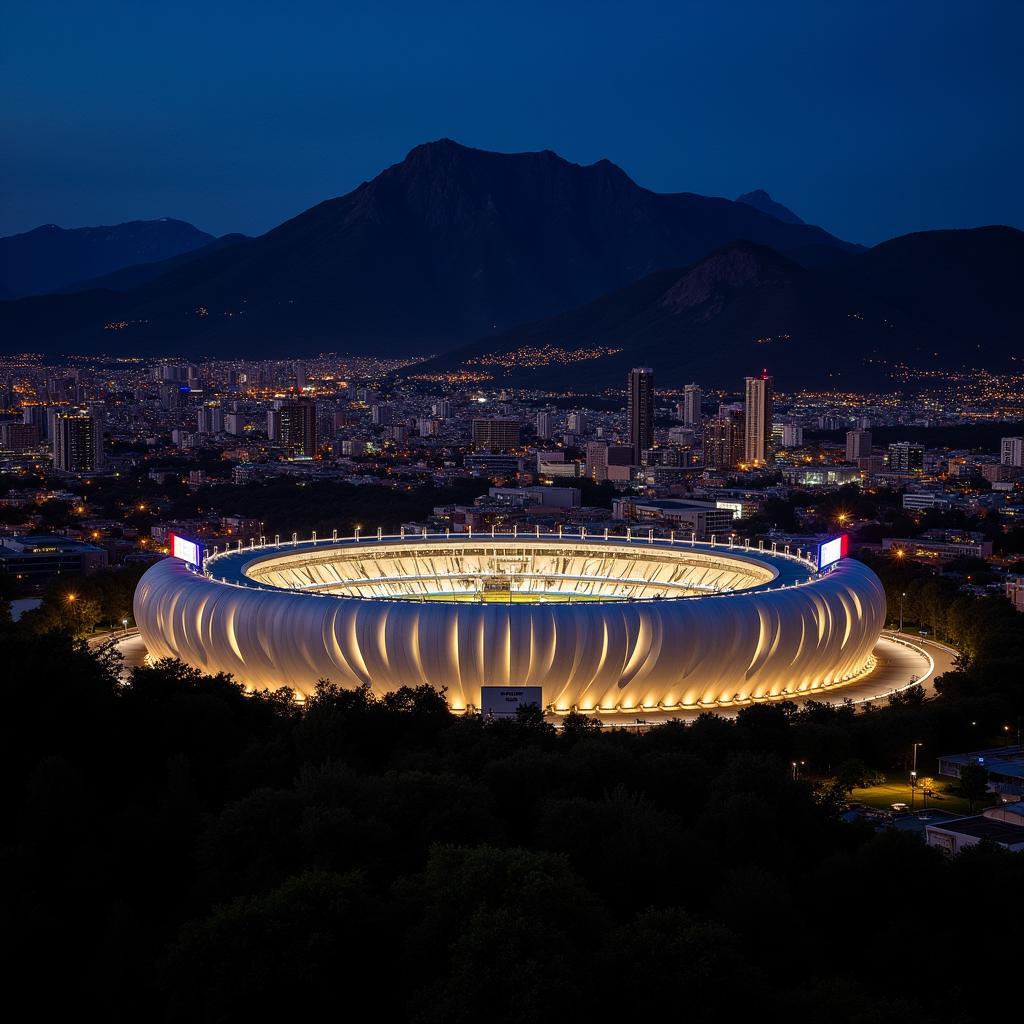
1001,436,1024,467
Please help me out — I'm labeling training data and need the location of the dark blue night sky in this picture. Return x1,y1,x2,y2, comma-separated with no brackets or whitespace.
3,1,1022,244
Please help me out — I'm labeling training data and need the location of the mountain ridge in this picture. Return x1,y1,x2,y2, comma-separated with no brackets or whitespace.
0,218,214,299
0,139,859,357
736,189,806,226
404,227,1024,389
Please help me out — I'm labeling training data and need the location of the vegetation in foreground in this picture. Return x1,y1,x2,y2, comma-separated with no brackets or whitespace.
1,559,1022,1023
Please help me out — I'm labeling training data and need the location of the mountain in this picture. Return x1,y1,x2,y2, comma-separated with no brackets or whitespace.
61,233,249,293
842,226,1024,354
404,226,1024,390
0,140,857,357
736,189,805,225
0,219,214,299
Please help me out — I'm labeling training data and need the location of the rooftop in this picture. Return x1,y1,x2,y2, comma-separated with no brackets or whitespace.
0,533,105,554
926,814,1024,845
940,746,1024,781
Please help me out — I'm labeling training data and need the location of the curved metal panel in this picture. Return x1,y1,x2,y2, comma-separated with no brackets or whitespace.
134,540,886,711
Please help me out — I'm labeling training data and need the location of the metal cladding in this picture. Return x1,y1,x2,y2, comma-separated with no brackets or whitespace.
133,536,887,712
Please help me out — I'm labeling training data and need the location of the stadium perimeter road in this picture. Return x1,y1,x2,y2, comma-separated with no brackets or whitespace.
555,631,959,728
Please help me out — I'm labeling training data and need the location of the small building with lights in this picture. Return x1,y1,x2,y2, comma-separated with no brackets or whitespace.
0,534,108,583
938,745,1024,800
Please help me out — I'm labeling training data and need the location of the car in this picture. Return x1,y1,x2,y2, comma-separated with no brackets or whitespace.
891,802,910,813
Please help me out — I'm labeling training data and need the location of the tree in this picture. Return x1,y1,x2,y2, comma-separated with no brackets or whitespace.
834,758,883,795
560,710,603,738
958,763,989,812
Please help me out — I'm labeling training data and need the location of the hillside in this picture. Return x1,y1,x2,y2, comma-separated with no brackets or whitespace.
0,219,214,299
405,227,1024,389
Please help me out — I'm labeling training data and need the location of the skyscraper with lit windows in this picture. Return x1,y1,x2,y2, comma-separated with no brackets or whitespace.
743,371,774,466
627,367,655,465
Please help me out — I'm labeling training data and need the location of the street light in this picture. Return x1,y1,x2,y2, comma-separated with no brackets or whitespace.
910,742,923,811
122,618,129,635
791,759,805,781
899,592,906,633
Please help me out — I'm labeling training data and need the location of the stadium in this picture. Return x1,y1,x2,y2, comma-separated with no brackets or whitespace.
133,530,888,714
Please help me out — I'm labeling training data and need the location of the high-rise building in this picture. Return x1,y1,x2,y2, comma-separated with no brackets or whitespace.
743,371,774,466
432,399,453,420
472,418,521,451
1000,436,1024,467
781,424,804,448
703,413,745,469
371,403,393,427
0,423,40,452
681,384,702,427
197,404,224,434
53,411,104,473
846,429,873,462
567,411,588,435
273,398,317,458
155,364,192,383
158,383,182,411
293,361,307,392
585,440,609,482
535,411,553,439
627,367,655,465
224,413,248,436
21,403,52,439
888,442,925,473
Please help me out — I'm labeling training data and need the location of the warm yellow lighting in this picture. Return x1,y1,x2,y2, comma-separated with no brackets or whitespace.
135,536,886,712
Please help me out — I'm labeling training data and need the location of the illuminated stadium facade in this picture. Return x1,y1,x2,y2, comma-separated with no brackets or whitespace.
134,531,887,714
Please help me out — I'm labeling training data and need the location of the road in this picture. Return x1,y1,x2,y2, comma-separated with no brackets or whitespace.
568,631,960,728
88,628,148,681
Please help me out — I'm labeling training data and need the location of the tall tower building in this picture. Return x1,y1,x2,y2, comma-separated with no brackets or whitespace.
585,441,609,482
682,384,702,427
535,411,553,440
472,418,521,451
888,442,924,473
846,429,873,462
53,411,104,473
196,404,224,435
703,412,745,469
743,371,774,467
276,398,317,458
22,403,52,439
566,411,588,435
1000,436,1024,467
627,367,655,465
371,403,394,427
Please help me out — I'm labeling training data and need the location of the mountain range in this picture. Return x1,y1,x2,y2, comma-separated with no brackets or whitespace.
0,219,215,299
0,141,857,358
407,227,1024,388
0,139,1020,388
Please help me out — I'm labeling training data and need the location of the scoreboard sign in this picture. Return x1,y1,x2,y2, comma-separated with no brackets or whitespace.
169,532,204,568
817,534,849,570
480,686,543,718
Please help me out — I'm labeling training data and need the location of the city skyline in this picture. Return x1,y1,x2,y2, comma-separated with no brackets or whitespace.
3,6,1024,1018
